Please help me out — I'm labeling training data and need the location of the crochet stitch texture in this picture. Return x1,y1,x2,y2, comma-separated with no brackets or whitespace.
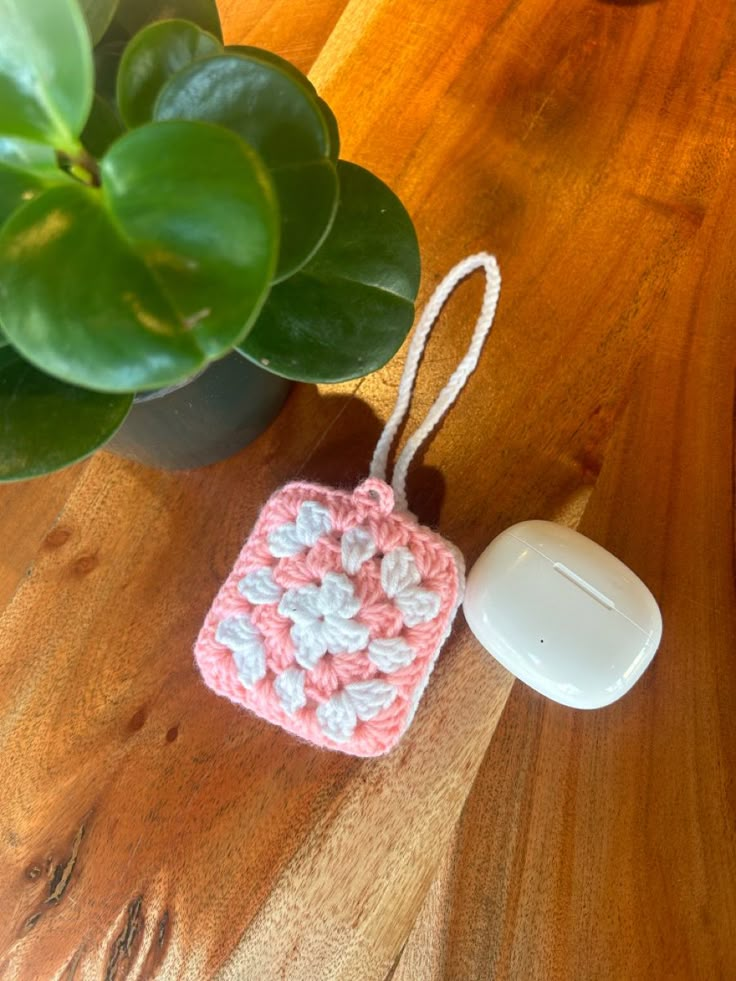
195,477,463,756
195,253,501,757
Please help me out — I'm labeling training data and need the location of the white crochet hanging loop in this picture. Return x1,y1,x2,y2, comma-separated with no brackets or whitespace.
196,250,503,758
370,252,502,512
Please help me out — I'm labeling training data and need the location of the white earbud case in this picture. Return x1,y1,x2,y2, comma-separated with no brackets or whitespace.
464,520,662,709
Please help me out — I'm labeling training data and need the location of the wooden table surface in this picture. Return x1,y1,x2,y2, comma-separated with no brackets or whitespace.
2,1,735,978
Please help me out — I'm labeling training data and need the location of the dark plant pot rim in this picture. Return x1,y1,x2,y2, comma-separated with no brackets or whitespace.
107,350,291,471
132,365,209,404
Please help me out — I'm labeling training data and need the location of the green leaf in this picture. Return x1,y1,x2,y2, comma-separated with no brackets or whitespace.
227,45,340,160
0,120,278,392
0,347,132,482
317,98,340,160
0,0,93,150
80,0,120,44
227,45,317,93
0,183,201,391
0,137,68,226
102,121,278,353
81,94,124,156
115,0,222,40
155,53,338,282
94,39,128,104
268,159,338,284
117,19,222,128
239,161,421,383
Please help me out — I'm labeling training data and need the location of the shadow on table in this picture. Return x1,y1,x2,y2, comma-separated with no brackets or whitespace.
299,392,447,529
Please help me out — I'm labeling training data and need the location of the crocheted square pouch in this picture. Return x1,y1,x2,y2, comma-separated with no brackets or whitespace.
194,477,463,756
194,253,501,756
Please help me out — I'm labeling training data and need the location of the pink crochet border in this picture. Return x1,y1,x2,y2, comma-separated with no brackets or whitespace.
194,480,464,756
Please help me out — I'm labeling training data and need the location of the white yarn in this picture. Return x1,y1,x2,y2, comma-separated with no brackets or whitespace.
215,615,267,688
296,501,332,545
341,527,377,575
290,622,327,670
267,522,305,557
346,680,397,719
233,646,267,689
268,500,333,557
367,637,416,672
316,572,361,618
394,586,441,627
316,680,398,742
380,547,440,626
233,647,266,688
215,614,262,651
316,690,356,742
238,566,283,604
322,616,370,655
381,547,421,598
279,574,369,667
401,539,466,735
370,252,502,512
274,667,307,714
278,585,322,623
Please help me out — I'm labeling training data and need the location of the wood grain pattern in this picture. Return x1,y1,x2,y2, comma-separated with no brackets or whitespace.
1,0,734,977
217,0,351,73
0,466,85,609
415,188,736,980
394,0,736,974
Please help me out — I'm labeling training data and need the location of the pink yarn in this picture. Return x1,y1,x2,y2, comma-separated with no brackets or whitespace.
194,478,464,757
194,254,501,756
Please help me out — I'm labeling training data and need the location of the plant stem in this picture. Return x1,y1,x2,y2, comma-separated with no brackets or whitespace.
56,148,101,188
79,150,101,187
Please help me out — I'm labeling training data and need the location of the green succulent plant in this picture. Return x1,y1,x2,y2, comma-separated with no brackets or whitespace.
0,0,420,481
